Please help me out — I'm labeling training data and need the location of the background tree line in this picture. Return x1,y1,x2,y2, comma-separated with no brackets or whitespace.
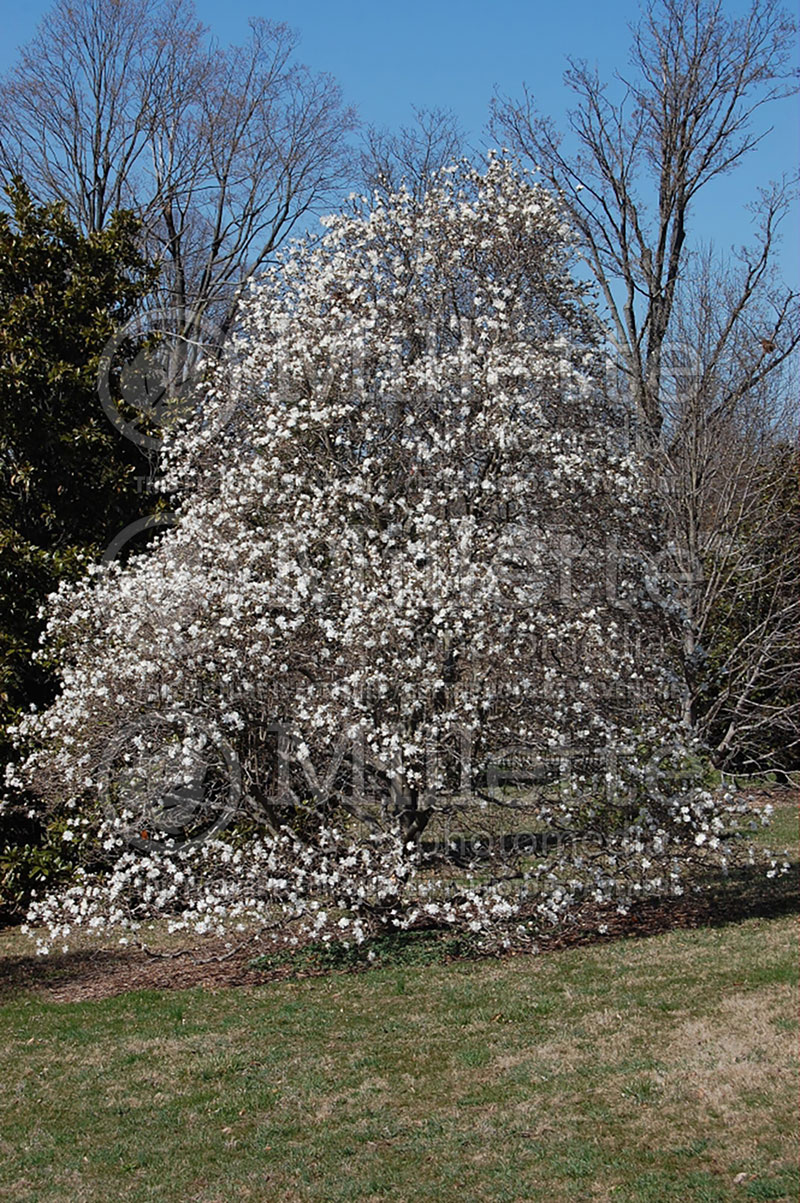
0,0,797,915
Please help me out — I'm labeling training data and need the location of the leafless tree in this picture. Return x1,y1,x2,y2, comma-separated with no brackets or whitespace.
491,0,799,771
0,0,357,341
657,254,798,770
490,0,798,444
359,105,465,201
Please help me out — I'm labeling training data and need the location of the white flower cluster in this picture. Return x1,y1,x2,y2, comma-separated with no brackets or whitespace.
7,157,774,952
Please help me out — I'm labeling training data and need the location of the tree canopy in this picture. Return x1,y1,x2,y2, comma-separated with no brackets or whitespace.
0,178,157,913
0,178,157,730
11,160,764,952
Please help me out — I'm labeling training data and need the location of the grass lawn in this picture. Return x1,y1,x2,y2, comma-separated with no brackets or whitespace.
0,796,796,1202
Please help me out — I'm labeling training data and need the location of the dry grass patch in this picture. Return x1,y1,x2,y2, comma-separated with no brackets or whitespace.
0,792,796,1203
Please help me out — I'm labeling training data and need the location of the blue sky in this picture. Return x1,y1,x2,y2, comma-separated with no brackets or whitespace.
2,0,798,284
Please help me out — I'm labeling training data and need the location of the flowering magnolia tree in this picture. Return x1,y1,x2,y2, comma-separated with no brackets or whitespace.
7,158,782,952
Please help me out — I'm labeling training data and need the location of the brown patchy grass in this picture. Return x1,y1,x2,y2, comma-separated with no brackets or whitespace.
0,911,797,1203
0,789,796,1202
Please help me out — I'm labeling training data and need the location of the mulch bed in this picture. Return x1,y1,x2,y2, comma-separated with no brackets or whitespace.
1,788,795,1005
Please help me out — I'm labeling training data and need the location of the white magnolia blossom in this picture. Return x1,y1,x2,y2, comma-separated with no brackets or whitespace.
8,158,784,953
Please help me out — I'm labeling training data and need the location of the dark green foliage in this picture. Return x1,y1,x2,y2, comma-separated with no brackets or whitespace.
0,179,157,549
0,826,75,921
0,177,157,914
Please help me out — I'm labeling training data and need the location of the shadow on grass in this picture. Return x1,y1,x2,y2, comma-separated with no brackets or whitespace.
540,856,799,954
0,855,796,1000
690,857,799,926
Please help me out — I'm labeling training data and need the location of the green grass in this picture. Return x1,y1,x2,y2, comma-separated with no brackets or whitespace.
251,928,485,974
0,794,796,1201
751,799,797,852
1,912,797,1203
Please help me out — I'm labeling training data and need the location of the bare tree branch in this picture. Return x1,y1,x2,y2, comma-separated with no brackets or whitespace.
0,0,358,343
491,0,799,773
490,0,798,441
359,106,466,201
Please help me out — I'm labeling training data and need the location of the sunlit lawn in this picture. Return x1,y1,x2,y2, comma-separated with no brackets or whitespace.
0,797,796,1203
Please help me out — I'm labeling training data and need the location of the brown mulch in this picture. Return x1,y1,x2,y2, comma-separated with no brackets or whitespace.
0,936,284,1003
735,785,797,808
1,787,796,1005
